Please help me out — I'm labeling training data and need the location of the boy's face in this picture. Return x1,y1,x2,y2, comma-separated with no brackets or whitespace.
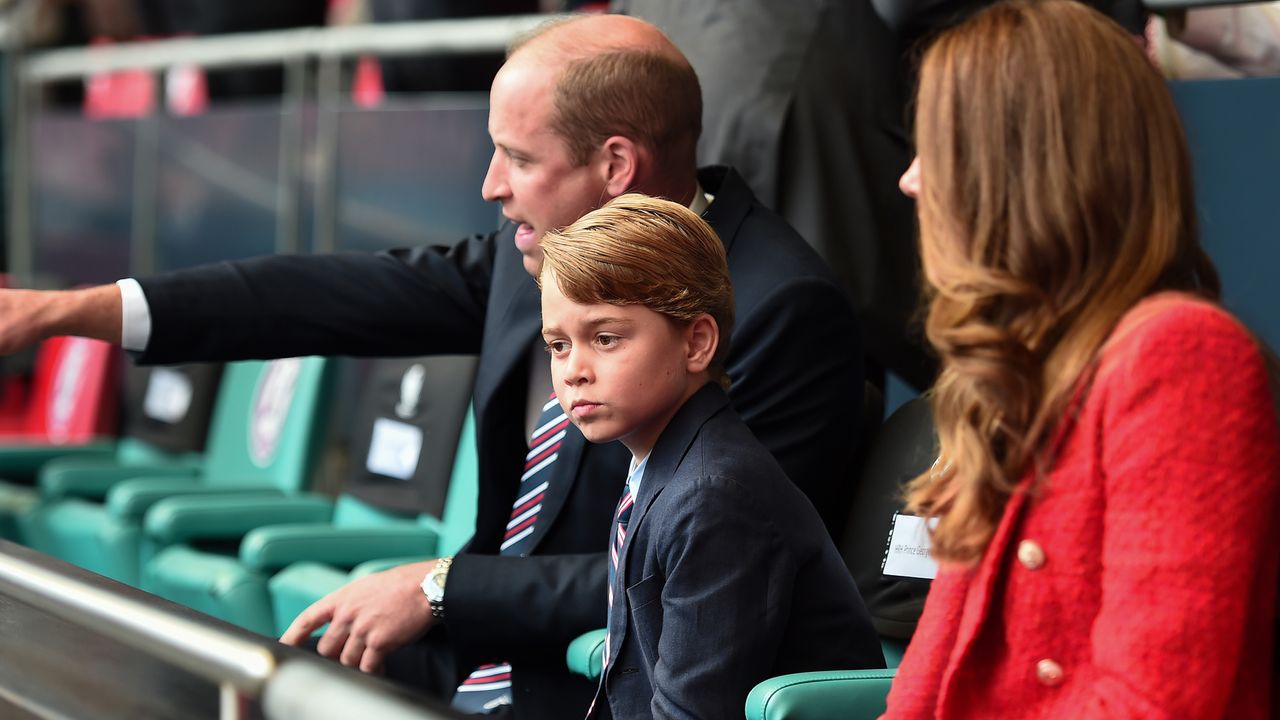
540,273,713,459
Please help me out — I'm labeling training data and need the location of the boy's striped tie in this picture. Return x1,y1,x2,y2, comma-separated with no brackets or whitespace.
586,483,636,718
603,485,634,669
451,394,567,713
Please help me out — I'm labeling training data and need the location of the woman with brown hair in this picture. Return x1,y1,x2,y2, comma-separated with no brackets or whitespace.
884,0,1280,717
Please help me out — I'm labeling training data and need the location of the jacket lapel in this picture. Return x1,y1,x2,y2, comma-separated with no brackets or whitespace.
698,165,751,256
604,384,732,674
936,483,1032,711
476,237,541,415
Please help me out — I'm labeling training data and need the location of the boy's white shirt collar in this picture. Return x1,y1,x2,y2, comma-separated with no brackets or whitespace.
690,182,713,217
627,453,649,502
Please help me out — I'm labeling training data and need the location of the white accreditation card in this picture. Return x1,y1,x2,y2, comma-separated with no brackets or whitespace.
881,513,939,580
365,417,424,481
143,367,194,424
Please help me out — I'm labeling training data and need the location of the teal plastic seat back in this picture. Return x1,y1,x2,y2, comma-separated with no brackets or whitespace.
422,405,478,554
200,357,333,491
881,638,906,669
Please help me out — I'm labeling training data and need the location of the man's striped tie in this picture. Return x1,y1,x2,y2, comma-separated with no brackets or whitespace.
452,394,568,713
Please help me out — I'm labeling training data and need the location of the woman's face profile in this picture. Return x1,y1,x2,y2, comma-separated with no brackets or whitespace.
899,156,921,200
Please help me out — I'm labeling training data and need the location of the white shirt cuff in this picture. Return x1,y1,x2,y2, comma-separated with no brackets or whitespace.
115,278,152,352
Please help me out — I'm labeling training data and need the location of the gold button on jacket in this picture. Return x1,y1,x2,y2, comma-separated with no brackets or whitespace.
1035,658,1064,686
1017,539,1045,570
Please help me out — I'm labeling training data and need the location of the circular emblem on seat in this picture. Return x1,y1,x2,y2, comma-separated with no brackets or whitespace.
48,338,92,443
249,358,302,467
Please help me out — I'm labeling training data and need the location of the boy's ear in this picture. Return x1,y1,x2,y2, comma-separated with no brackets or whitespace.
599,136,640,198
684,314,719,374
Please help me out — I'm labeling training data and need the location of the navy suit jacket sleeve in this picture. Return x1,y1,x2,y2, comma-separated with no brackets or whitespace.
135,235,498,364
445,552,608,665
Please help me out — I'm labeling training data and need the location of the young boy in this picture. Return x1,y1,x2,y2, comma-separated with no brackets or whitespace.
538,194,884,719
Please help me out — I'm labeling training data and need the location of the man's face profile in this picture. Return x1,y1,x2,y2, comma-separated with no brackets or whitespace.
481,54,610,278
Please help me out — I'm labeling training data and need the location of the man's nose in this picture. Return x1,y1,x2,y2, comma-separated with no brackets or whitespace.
481,152,508,202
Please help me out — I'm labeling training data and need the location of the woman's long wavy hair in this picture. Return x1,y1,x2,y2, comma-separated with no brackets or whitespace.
905,0,1220,563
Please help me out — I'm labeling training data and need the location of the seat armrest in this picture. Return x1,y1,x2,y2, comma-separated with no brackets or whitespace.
350,556,435,578
566,628,607,681
106,477,282,522
744,669,898,720
240,525,441,573
40,462,201,500
0,441,116,480
145,493,335,545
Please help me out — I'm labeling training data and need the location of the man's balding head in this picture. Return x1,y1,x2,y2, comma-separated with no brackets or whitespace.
504,15,702,178
481,15,704,278
509,14,684,64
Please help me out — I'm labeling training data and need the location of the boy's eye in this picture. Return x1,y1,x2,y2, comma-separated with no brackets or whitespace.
596,334,620,348
544,340,568,355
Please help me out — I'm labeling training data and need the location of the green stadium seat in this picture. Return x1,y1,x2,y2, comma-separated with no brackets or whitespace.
22,357,333,586
140,356,477,636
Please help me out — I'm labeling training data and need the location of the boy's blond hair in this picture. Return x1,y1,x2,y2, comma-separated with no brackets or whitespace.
539,193,735,386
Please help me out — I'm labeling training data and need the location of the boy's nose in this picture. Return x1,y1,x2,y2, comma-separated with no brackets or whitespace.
562,354,593,386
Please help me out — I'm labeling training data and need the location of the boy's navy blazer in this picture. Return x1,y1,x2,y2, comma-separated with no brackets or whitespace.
134,167,866,719
597,383,884,719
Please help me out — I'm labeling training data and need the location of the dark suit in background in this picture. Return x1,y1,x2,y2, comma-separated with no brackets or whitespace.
615,0,934,390
618,0,1146,393
595,384,883,719
135,166,865,719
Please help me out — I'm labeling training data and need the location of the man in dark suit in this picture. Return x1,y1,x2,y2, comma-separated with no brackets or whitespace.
0,15,865,718
537,195,882,719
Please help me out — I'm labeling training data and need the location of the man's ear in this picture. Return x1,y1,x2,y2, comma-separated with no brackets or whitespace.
599,136,641,198
684,314,719,374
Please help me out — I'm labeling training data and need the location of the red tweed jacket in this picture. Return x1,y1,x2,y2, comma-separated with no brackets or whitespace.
884,294,1280,719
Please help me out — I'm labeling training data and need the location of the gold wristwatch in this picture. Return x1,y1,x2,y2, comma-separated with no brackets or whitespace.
420,556,454,619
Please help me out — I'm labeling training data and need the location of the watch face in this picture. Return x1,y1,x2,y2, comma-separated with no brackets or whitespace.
422,574,443,602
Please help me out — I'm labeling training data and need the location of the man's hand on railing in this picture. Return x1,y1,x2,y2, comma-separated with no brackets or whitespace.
280,559,439,675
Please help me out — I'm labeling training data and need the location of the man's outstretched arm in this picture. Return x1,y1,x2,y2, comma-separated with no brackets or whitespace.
0,285,123,354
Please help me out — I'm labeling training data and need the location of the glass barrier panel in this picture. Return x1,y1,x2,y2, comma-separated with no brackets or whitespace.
155,105,286,271
31,114,134,287
335,95,500,253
